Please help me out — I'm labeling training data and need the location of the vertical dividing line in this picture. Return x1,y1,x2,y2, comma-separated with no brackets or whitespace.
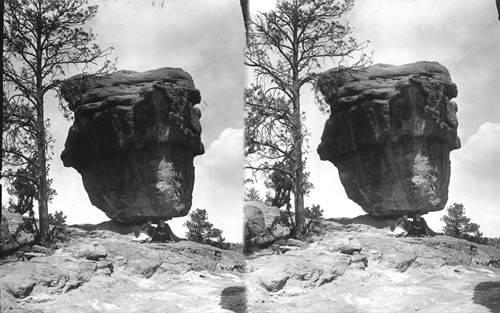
1,0,4,223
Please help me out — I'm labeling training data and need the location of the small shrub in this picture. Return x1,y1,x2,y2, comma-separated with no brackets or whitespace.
244,187,263,202
304,204,323,219
48,211,67,226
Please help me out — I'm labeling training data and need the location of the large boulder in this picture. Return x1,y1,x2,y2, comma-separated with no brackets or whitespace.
1,208,36,256
60,68,204,224
244,201,293,252
244,202,277,251
1,212,20,256
317,62,460,217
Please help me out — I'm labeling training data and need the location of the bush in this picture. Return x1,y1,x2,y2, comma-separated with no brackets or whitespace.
48,211,67,226
304,204,323,219
244,187,263,202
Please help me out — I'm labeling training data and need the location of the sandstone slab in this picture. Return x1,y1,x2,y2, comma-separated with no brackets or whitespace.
246,219,500,313
60,68,204,223
0,225,246,313
317,61,460,216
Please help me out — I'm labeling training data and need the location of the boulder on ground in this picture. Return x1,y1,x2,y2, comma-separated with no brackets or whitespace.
244,201,293,252
1,208,36,256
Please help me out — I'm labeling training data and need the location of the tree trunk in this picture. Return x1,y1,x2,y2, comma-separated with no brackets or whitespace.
292,87,305,238
291,14,305,238
35,4,49,245
293,107,305,237
36,96,50,244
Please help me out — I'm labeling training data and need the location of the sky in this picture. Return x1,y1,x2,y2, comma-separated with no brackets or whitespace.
2,0,246,242
3,0,499,241
250,0,500,237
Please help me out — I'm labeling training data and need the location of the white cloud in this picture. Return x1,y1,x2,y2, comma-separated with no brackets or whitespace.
442,122,500,237
49,167,108,225
250,0,276,13
349,0,500,142
301,89,365,218
454,122,500,169
169,128,244,242
90,0,246,144
196,128,244,186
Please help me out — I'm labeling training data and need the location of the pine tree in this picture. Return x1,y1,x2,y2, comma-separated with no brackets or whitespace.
245,0,369,237
3,0,113,243
441,203,482,239
184,209,225,244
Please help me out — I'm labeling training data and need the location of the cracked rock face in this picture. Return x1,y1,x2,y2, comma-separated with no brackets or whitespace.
60,68,204,224
317,62,460,217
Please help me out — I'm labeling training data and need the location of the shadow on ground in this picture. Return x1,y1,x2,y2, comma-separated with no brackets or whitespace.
473,281,500,313
220,286,247,313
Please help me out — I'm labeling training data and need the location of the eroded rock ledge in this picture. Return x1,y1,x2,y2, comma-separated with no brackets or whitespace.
317,61,460,217
60,68,204,223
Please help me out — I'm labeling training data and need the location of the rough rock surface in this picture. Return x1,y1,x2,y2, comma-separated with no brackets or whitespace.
246,220,500,313
244,201,292,252
60,68,204,224
317,61,460,217
0,213,20,256
1,208,35,255
0,225,246,313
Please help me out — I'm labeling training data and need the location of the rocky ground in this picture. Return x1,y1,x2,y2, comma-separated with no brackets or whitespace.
0,226,246,313
246,220,500,313
2,220,500,313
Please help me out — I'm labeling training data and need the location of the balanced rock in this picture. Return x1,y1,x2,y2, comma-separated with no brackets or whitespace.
317,62,460,217
60,68,204,224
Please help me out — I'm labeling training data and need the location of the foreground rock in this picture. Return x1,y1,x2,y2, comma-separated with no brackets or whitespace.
0,213,20,256
244,201,293,252
0,225,245,313
1,208,35,256
60,68,204,224
317,62,460,217
246,220,500,313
